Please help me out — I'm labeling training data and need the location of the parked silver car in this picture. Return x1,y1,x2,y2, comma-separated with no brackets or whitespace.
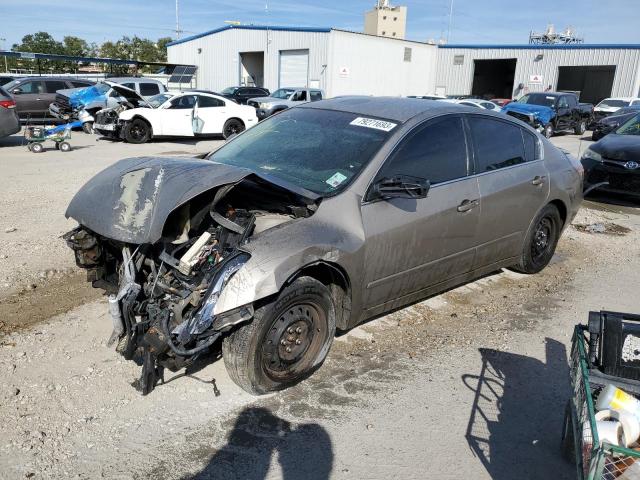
64,97,582,395
0,86,21,139
248,87,324,119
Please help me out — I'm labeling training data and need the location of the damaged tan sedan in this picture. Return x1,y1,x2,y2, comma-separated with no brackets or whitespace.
64,97,583,395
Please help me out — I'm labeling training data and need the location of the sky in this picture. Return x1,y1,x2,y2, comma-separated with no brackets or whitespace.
1,0,639,49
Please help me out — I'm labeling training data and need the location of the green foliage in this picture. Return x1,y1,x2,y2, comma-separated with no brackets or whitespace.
6,32,173,74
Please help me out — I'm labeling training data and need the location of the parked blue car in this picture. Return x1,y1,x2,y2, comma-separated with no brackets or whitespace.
502,92,593,138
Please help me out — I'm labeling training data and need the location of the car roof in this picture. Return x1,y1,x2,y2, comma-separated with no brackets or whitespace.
108,77,163,83
12,76,93,82
599,97,639,102
278,87,322,91
300,96,488,123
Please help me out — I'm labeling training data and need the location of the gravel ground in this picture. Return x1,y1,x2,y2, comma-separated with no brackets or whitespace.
0,130,639,479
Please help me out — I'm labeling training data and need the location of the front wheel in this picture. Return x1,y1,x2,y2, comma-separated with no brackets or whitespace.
544,123,554,139
82,122,94,134
574,119,586,135
222,118,245,139
124,119,151,144
222,276,336,395
511,204,562,274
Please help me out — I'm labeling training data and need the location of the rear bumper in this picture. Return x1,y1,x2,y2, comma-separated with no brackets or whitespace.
582,158,640,198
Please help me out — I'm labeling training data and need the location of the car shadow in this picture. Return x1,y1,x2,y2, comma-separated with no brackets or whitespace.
583,192,640,211
0,135,26,147
461,339,573,480
182,407,333,480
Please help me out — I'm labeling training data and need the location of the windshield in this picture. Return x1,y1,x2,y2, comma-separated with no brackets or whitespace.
208,108,394,195
597,99,628,108
615,114,640,136
516,93,557,108
148,93,173,108
270,88,296,99
220,87,238,95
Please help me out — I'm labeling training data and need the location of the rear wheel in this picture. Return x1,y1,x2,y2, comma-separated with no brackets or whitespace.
59,141,72,152
30,142,43,153
223,276,336,395
222,118,245,139
124,119,151,144
511,204,562,274
574,119,586,135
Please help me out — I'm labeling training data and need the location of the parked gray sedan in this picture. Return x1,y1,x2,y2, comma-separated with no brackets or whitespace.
0,86,20,139
64,97,583,395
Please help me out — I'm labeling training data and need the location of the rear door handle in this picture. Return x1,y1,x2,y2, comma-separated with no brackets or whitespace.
531,175,547,186
457,199,479,212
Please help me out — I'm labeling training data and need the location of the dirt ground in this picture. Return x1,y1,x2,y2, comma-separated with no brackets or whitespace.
0,129,639,479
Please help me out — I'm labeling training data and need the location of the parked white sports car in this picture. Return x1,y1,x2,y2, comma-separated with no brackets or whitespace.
94,91,258,143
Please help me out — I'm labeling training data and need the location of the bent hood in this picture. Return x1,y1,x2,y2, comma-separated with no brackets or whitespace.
502,103,555,124
58,84,109,110
66,157,253,244
591,134,640,162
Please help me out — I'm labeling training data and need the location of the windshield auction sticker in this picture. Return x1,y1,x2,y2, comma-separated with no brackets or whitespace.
350,117,397,132
326,172,348,188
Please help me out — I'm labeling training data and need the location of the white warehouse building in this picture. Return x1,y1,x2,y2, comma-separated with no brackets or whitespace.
167,25,640,103
166,25,438,97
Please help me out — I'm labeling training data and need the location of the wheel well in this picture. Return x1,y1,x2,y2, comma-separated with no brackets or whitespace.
225,117,245,127
130,115,153,135
291,262,352,330
549,199,567,226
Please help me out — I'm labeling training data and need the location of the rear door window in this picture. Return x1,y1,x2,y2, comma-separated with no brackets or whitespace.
139,83,160,96
468,117,526,172
310,91,323,101
122,83,136,90
378,115,468,185
44,81,67,93
198,96,225,107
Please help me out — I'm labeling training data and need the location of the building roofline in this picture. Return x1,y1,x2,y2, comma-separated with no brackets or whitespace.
439,43,640,50
331,29,433,46
167,25,332,47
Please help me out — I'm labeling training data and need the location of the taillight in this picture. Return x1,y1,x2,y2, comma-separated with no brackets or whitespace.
0,99,16,109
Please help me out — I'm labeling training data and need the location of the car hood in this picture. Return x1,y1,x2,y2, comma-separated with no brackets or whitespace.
600,113,635,126
595,106,622,113
66,156,319,244
591,134,640,161
250,96,284,104
502,103,555,123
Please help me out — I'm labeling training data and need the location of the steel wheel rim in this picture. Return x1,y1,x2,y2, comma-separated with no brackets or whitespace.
261,301,327,380
531,217,554,263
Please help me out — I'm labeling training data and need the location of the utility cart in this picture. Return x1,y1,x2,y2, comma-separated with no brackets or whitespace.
24,120,81,153
563,311,640,479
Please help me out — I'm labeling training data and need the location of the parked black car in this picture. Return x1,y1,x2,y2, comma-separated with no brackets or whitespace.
582,113,640,199
3,77,95,122
591,106,640,141
502,92,593,138
219,86,270,105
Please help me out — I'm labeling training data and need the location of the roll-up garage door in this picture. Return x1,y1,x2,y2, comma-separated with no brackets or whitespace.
279,49,309,88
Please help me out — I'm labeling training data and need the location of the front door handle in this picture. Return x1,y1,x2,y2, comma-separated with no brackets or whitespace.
531,175,547,186
457,199,479,212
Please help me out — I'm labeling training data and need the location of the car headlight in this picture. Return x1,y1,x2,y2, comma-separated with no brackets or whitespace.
259,102,270,109
186,253,250,335
582,147,602,163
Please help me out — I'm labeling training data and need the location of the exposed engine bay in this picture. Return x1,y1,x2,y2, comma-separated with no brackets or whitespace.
64,173,316,395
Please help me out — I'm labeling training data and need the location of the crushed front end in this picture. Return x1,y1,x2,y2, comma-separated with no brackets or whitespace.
63,158,315,394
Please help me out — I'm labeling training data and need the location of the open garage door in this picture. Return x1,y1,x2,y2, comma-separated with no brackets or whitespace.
471,59,517,99
557,66,615,104
239,52,264,87
279,49,309,88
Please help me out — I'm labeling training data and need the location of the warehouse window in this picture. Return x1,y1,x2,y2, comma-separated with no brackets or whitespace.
393,32,396,36
454,55,464,65
382,31,386,35
404,47,412,62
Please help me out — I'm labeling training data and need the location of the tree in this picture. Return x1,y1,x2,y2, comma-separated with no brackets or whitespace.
156,37,173,63
63,36,90,71
12,31,64,72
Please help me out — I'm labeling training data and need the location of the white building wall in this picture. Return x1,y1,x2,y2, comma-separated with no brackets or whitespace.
436,46,640,98
327,30,437,97
167,28,330,93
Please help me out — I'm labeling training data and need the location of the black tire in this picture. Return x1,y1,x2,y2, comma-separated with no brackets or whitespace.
222,118,245,139
544,123,554,139
592,132,602,142
511,204,563,274
222,276,336,395
82,122,94,134
30,142,43,153
59,141,72,152
124,118,151,144
574,119,586,135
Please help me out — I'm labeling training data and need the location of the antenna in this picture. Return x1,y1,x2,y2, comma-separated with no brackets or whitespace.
175,0,182,39
446,0,454,43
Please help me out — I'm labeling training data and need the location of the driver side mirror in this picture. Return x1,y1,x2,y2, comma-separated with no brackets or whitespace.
370,176,430,201
12,88,23,95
